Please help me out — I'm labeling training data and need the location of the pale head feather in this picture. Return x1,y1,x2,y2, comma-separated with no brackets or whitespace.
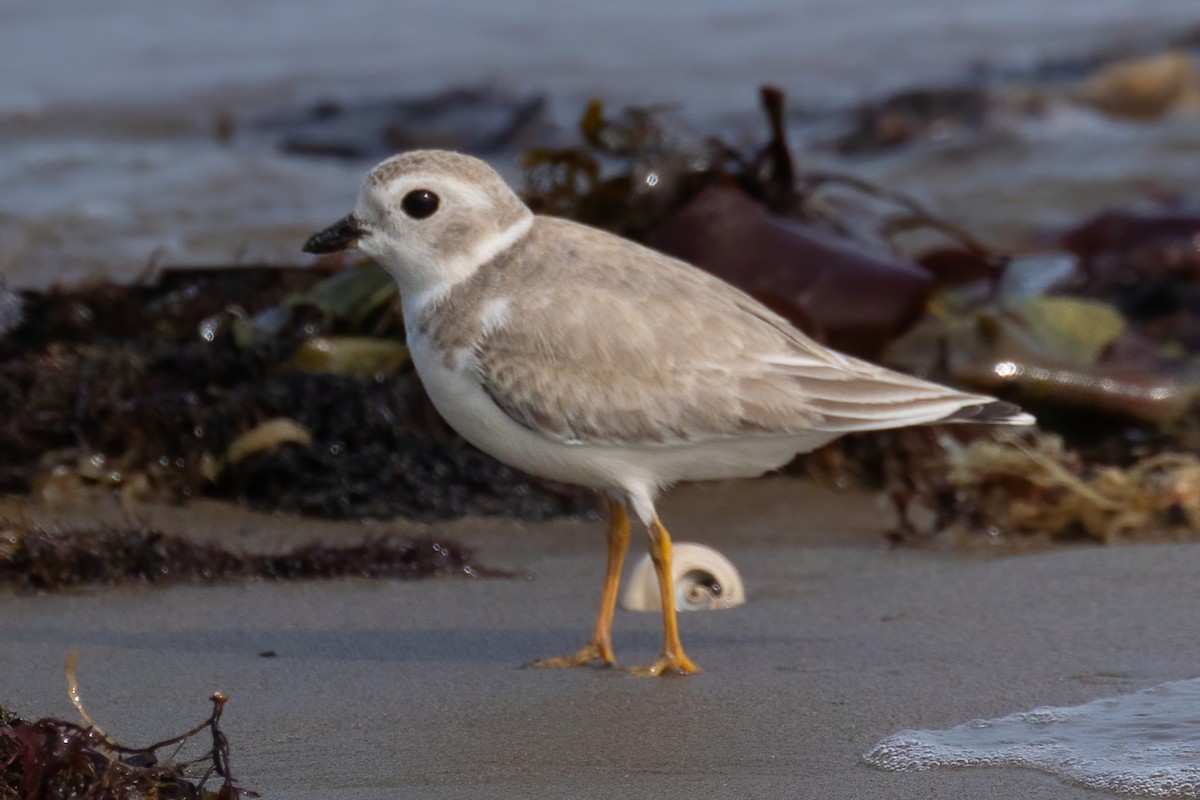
352,150,532,307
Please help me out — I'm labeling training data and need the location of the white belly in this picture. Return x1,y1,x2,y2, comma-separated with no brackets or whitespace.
407,328,624,489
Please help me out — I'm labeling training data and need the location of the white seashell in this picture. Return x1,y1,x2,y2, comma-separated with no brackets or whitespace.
621,543,745,612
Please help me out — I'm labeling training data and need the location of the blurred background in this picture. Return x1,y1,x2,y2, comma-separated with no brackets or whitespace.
2,0,1199,288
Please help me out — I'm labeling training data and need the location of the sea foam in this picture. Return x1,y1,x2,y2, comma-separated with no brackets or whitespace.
866,678,1200,796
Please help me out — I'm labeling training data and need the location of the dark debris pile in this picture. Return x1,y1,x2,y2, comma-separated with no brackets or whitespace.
0,266,594,521
810,427,1200,545
0,522,498,593
1,692,253,800
215,372,589,520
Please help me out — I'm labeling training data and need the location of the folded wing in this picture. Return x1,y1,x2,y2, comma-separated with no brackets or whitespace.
473,219,1032,448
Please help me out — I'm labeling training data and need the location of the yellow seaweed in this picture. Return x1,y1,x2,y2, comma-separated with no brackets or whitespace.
285,336,410,380
226,418,312,465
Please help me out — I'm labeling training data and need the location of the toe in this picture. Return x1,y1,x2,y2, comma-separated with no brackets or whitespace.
527,642,615,670
628,654,702,677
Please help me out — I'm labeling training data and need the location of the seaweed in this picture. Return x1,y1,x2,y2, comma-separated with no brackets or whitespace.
0,521,501,593
0,266,593,520
1,655,253,799
877,430,1200,544
1059,210,1200,353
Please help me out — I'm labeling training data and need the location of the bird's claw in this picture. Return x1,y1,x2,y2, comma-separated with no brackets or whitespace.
526,641,616,670
627,653,701,677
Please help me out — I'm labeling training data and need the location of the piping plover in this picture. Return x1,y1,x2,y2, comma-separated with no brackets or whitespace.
304,149,1034,676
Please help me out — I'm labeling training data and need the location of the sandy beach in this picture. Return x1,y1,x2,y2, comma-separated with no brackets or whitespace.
2,479,1196,798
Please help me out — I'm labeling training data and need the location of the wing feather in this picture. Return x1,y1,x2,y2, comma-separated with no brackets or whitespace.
466,217,1028,448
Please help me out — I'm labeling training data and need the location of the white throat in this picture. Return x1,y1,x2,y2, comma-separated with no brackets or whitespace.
464,212,533,278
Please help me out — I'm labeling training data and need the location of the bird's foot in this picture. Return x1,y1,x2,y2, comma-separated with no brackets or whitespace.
627,652,701,677
527,641,615,670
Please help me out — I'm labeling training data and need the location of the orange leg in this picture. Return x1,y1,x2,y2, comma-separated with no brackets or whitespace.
529,498,631,669
629,517,701,677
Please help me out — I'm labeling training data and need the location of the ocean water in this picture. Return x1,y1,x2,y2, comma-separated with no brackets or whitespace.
1,0,1198,288
866,678,1200,796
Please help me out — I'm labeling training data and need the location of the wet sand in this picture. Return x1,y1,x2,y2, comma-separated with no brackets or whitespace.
2,478,1197,798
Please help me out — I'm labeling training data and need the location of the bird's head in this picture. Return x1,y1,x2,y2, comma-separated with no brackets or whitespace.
303,150,532,299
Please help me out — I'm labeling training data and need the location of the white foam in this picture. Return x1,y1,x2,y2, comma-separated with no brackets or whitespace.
865,678,1200,797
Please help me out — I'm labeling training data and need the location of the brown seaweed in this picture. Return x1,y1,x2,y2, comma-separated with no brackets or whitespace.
2,671,253,800
646,185,933,357
0,521,500,593
1058,210,1200,353
0,267,593,520
873,430,1200,544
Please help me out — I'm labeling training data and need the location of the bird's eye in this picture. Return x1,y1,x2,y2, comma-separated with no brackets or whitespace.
401,189,440,219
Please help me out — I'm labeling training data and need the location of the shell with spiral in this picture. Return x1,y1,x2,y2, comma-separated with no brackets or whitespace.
621,543,746,612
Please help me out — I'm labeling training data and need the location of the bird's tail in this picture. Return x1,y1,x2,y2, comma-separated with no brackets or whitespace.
940,399,1036,427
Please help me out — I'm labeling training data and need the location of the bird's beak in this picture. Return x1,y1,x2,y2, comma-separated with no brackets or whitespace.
303,214,365,254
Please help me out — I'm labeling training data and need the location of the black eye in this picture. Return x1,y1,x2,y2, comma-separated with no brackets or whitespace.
401,189,439,219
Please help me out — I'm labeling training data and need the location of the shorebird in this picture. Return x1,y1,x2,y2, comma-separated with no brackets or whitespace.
304,150,1034,676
